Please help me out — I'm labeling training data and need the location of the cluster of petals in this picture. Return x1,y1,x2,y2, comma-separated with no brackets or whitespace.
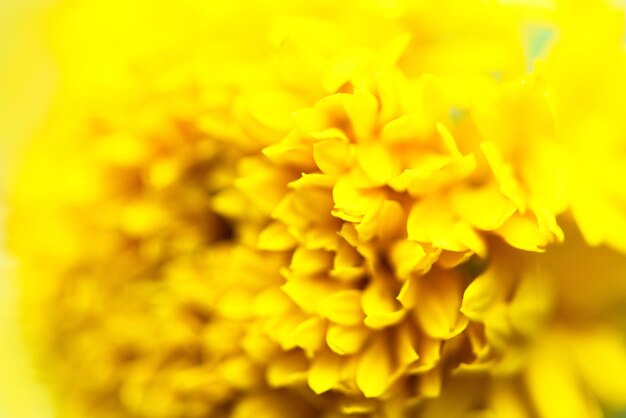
7,1,626,418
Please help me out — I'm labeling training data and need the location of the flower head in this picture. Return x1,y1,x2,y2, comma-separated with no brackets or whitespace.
218,41,566,412
6,1,626,418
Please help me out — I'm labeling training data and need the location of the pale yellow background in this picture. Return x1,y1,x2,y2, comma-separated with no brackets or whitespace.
0,0,56,416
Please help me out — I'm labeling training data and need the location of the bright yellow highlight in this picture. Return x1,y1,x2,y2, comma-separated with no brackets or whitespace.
5,1,626,418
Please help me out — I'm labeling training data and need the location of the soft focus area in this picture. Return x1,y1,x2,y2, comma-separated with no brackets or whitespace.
0,1,56,417
4,1,626,418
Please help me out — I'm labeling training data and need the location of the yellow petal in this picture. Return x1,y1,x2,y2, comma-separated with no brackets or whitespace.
355,142,401,186
389,240,428,279
302,226,340,251
410,336,441,373
309,127,350,142
212,188,249,219
395,322,420,368
290,185,335,223
435,122,462,158
264,310,307,350
354,197,385,241
307,350,343,394
333,240,363,269
377,32,412,68
450,185,517,231
418,367,442,398
219,356,262,390
288,172,335,190
332,240,366,282
291,106,328,134
481,303,514,351
407,198,467,252
397,275,420,309
377,199,407,242
497,214,548,252
436,249,473,269
292,316,327,353
257,221,297,251
326,323,369,355
345,87,378,141
332,176,383,220
247,88,303,132
461,266,510,322
262,131,316,169
356,337,394,398
313,136,352,175
381,114,429,144
290,247,333,275
453,221,486,258
389,154,476,196
318,289,365,326
508,269,553,338
281,275,344,314
480,141,526,213
252,287,293,317
236,158,292,216
415,272,467,339
533,203,564,243
362,281,405,329
266,350,309,388
376,70,405,125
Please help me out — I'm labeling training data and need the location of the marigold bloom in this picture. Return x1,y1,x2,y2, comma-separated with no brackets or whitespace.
5,1,626,418
221,49,563,416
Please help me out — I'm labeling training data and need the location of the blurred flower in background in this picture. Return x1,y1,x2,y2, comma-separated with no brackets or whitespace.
4,1,626,418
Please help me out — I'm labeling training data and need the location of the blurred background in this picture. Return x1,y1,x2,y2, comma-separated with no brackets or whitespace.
0,1,56,416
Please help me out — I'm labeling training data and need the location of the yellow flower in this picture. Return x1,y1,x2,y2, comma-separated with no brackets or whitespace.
222,44,565,414
8,69,243,418
6,2,273,415
6,1,626,418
